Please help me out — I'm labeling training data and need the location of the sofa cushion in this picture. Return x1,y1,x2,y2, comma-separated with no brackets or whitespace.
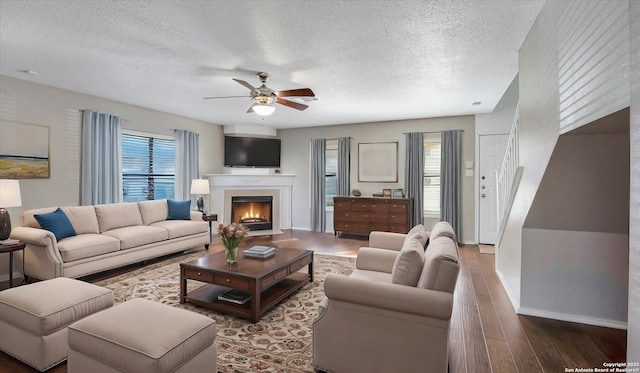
430,221,456,242
34,208,77,241
417,236,460,293
350,269,394,284
138,199,169,226
150,220,207,239
391,238,425,286
95,203,143,233
404,224,428,249
57,234,121,262
62,206,100,234
167,199,191,220
102,226,169,250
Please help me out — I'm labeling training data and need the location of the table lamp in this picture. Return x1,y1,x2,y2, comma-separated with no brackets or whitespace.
190,179,210,213
0,179,22,241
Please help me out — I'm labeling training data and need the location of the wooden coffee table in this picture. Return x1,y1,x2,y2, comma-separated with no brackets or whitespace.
180,247,313,323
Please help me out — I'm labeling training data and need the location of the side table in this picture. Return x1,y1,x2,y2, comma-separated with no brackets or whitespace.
0,241,26,289
201,214,218,249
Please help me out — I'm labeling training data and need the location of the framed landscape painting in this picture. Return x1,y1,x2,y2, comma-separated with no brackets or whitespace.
0,120,50,178
358,142,398,182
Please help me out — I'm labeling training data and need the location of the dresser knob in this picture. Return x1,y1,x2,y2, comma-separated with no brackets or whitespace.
226,278,230,283
197,272,201,276
273,275,278,280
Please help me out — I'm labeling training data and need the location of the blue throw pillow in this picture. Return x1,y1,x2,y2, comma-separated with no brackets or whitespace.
167,199,191,220
34,208,77,241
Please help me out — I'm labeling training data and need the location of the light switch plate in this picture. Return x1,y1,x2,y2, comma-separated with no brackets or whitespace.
465,161,474,169
465,169,474,177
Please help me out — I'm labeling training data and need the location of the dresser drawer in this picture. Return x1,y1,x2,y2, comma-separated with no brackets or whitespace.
334,211,352,221
371,223,390,232
261,267,289,289
351,223,371,233
389,224,409,233
183,268,214,283
389,213,407,224
352,211,387,223
389,203,408,212
289,255,312,273
334,222,351,231
333,200,352,211
351,201,370,211
368,202,389,212
214,274,250,290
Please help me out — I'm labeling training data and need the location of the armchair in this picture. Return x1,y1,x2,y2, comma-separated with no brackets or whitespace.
313,222,459,373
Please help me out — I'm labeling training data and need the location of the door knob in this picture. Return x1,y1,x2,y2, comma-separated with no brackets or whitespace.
481,194,486,198
481,176,485,180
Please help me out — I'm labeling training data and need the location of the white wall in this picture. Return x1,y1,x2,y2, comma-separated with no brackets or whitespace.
475,74,519,135
279,116,476,242
521,229,628,328
498,0,632,319
0,75,224,282
628,0,640,362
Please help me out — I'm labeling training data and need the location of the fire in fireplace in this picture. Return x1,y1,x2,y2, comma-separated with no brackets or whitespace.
231,196,273,231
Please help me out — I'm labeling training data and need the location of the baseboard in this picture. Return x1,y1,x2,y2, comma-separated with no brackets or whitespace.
495,269,520,313
517,306,628,330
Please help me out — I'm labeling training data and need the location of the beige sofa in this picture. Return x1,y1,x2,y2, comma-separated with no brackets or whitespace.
11,200,209,280
313,222,459,373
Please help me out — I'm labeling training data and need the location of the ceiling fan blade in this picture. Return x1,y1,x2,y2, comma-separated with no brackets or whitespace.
277,97,309,111
203,95,249,99
277,88,315,97
232,78,259,93
246,104,255,113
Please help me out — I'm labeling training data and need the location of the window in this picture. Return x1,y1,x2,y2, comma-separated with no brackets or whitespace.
325,139,338,206
423,133,441,218
122,132,175,202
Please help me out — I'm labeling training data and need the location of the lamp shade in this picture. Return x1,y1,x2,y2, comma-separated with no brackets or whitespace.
0,179,22,207
190,179,210,195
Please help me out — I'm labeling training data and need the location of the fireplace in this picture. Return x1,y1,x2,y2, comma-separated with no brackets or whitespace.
231,196,273,231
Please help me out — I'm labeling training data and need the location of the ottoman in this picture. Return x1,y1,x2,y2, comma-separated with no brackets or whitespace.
67,298,217,373
0,277,114,371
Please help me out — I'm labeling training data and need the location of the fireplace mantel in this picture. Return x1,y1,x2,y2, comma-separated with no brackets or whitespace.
203,174,295,231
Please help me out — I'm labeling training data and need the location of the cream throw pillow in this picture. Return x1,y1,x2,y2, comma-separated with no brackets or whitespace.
391,237,425,286
404,224,428,249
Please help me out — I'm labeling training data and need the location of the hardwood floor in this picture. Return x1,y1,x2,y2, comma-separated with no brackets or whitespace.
0,230,626,372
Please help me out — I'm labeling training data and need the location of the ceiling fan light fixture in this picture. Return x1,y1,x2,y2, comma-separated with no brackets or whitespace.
252,95,276,116
253,103,275,116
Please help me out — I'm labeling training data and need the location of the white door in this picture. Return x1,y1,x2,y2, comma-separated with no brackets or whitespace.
478,134,509,244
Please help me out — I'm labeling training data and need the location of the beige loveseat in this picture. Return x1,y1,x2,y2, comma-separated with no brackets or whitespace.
11,200,208,280
313,222,459,373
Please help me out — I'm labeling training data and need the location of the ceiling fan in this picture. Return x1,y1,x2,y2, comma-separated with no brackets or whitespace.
203,72,315,116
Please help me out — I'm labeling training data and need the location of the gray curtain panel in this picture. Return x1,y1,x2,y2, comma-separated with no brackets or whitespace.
404,132,424,228
310,138,326,232
441,130,462,240
337,137,351,196
81,110,123,205
175,130,200,206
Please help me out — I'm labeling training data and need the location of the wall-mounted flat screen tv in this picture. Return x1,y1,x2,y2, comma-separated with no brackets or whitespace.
224,136,281,168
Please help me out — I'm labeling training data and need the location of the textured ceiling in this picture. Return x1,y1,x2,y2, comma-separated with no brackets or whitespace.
0,0,544,129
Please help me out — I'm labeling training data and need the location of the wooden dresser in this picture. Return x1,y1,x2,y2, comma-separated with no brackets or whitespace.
333,196,412,236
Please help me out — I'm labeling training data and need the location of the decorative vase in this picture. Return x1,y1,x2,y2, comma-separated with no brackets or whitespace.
224,243,238,263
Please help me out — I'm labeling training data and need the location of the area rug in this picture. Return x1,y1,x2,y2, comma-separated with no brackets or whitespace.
478,244,495,254
94,250,356,373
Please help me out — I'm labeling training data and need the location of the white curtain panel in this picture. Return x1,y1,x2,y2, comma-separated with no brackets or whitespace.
81,110,123,205
404,132,424,227
310,138,326,232
174,130,200,206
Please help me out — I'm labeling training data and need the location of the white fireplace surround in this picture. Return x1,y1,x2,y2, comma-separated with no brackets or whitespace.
204,174,295,233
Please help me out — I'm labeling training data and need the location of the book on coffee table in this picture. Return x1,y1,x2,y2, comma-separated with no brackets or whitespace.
217,289,251,305
244,245,276,258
